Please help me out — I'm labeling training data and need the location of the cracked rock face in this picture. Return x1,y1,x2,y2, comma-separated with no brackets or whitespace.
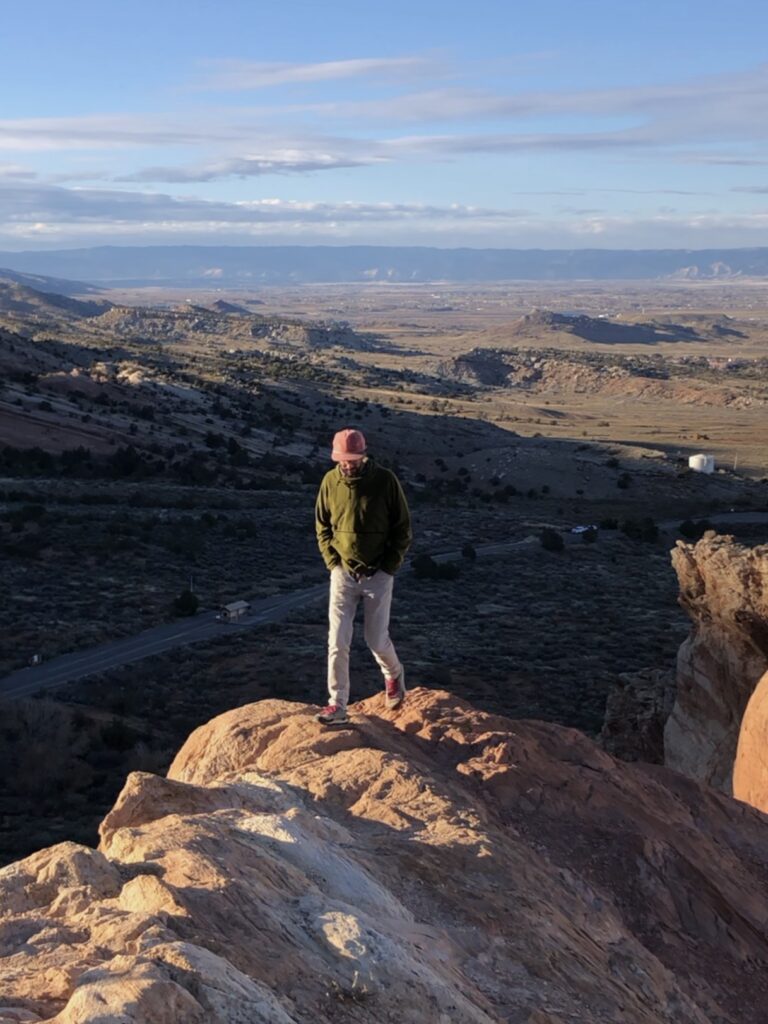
664,533,768,792
2,689,768,1023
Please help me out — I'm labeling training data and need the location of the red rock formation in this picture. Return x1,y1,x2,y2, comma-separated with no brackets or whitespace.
734,668,768,813
665,532,768,792
2,689,768,1023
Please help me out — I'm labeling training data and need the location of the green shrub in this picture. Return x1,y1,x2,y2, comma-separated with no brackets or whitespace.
620,517,658,542
173,589,199,616
100,718,139,752
679,518,713,540
411,554,460,580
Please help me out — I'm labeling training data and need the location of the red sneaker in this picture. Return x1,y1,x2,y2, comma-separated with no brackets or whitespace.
315,704,349,726
385,669,406,710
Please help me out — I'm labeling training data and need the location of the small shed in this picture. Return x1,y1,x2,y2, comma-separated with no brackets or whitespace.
689,453,715,474
219,600,251,621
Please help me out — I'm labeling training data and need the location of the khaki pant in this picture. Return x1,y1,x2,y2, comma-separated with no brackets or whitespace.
327,567,402,709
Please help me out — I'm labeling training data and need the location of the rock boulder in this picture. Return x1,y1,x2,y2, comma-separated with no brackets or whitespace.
733,668,768,813
2,689,768,1023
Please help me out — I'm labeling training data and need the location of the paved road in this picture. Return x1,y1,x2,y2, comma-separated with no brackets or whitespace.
0,583,327,700
1,510,764,700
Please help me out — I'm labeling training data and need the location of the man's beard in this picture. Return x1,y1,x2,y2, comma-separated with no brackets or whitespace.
340,462,365,478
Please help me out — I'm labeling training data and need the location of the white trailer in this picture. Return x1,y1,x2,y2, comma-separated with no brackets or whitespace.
217,600,251,622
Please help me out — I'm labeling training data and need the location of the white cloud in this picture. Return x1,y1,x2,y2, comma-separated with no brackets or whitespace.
1,54,768,250
0,115,243,152
120,151,388,182
0,182,529,230
194,56,440,91
1,181,767,249
2,61,767,174
228,63,768,152
0,163,36,180
681,154,768,166
385,131,649,155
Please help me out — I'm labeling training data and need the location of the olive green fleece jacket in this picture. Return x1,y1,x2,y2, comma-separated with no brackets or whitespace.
315,458,412,575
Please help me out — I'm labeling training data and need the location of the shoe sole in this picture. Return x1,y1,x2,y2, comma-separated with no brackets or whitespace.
316,716,350,726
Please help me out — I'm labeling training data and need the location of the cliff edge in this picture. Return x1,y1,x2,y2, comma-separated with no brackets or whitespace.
2,688,768,1024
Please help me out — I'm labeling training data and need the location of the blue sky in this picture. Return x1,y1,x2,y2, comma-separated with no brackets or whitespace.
2,0,768,249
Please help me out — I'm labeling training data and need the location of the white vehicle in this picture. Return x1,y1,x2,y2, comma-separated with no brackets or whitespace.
570,524,598,535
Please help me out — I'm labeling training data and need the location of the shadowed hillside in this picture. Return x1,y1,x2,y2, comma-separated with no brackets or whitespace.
0,279,110,318
503,309,748,345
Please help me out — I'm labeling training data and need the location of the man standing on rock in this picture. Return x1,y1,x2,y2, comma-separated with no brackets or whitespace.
314,428,412,725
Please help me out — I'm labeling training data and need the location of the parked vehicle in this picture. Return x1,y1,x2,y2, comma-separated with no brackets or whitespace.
217,600,251,622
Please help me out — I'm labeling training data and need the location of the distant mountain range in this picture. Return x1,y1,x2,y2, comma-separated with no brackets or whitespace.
2,245,768,286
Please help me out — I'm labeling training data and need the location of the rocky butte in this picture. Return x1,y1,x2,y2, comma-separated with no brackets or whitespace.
2,687,768,1023
665,532,768,792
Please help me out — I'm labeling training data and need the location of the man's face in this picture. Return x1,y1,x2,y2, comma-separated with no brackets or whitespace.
339,458,364,478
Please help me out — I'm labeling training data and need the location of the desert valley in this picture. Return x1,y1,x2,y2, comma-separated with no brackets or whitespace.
1,261,767,1022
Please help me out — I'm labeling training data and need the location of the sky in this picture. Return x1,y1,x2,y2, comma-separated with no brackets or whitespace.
2,0,768,250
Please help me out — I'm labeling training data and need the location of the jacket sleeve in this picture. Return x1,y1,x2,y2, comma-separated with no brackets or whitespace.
315,478,340,570
380,474,412,574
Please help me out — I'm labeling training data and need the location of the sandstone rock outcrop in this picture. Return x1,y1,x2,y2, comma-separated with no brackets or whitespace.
2,688,768,1023
734,668,768,813
664,532,768,791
